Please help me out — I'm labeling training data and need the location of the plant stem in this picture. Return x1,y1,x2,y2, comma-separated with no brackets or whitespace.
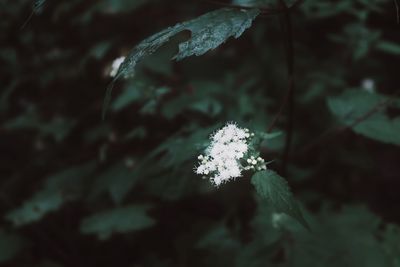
277,0,295,176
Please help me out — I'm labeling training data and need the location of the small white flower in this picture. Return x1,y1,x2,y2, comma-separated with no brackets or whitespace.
195,122,250,186
361,78,375,93
195,122,269,187
109,56,126,77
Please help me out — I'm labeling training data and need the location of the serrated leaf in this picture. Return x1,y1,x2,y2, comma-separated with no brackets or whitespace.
80,205,155,240
102,8,259,118
251,170,309,230
328,90,400,146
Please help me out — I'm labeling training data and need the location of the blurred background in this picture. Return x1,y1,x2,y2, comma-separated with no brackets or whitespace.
1,0,400,266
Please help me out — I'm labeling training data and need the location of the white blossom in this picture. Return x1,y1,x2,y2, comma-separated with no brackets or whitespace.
194,122,267,186
109,56,126,77
361,78,375,93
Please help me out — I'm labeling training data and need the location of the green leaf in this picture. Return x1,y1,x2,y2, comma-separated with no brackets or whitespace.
4,109,76,142
80,205,155,240
381,224,400,267
5,162,96,226
33,0,46,14
196,225,240,250
161,81,223,119
328,90,400,146
111,83,142,111
90,41,112,59
99,0,148,12
258,131,282,140
286,206,390,267
172,8,260,61
102,8,259,118
232,0,273,7
251,170,309,230
376,40,400,55
89,162,138,204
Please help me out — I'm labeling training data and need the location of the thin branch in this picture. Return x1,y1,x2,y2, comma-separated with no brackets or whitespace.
267,83,292,133
20,11,34,30
276,0,295,176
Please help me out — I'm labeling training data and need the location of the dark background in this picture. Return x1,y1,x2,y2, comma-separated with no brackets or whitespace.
1,0,400,266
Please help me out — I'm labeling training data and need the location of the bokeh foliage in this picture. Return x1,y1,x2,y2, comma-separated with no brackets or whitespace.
1,0,400,266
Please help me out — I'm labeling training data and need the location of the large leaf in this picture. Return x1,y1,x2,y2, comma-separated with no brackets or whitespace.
4,109,76,142
102,8,260,118
251,170,309,230
80,205,155,240
328,90,400,146
5,162,96,226
285,206,391,267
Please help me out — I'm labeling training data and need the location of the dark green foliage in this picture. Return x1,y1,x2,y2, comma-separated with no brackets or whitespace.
328,90,400,145
278,206,392,267
103,7,259,118
6,162,96,226
1,0,400,266
80,205,155,240
251,170,309,230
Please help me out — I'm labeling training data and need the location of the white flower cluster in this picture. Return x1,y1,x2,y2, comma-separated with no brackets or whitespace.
195,122,267,186
244,155,267,171
109,56,126,77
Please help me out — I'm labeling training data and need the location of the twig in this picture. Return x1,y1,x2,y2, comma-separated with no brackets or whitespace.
276,0,295,176
267,83,292,133
20,11,35,30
